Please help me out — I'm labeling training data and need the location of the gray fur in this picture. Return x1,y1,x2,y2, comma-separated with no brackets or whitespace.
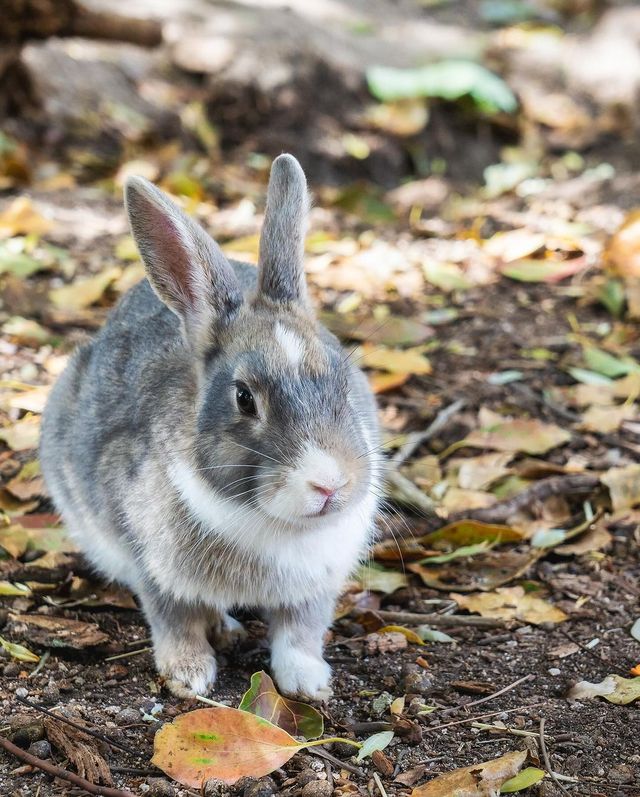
40,154,380,700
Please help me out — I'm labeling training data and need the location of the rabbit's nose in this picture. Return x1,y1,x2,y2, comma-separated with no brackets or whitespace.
309,479,348,499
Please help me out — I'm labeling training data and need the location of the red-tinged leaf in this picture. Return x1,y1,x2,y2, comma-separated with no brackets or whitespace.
239,671,324,740
151,707,304,787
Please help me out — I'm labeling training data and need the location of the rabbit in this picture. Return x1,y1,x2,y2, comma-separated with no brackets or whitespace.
40,154,381,700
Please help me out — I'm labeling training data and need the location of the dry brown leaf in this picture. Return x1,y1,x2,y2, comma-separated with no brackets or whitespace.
411,750,527,797
0,197,53,239
463,418,570,455
410,549,539,592
369,371,411,394
49,266,122,311
601,464,640,511
451,586,567,624
45,716,113,785
581,403,636,434
454,452,513,490
555,518,612,556
605,209,640,277
441,488,496,512
7,613,109,648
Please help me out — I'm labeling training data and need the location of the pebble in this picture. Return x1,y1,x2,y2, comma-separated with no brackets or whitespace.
548,668,561,676
41,684,60,705
3,662,20,678
301,780,333,797
115,707,140,725
202,778,227,796
402,670,433,696
146,777,176,797
28,740,51,759
15,687,28,699
243,777,277,797
297,770,319,787
609,764,635,784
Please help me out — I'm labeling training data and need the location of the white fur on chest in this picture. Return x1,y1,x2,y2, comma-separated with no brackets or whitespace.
152,458,376,608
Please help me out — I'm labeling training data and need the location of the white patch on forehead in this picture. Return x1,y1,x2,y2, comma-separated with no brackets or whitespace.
274,322,305,367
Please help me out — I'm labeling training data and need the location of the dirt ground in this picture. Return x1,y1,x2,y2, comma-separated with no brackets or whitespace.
1,1,640,796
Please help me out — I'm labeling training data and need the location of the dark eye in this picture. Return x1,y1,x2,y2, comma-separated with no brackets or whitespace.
235,385,257,416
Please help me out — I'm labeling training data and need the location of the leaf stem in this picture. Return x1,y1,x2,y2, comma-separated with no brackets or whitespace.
302,737,362,750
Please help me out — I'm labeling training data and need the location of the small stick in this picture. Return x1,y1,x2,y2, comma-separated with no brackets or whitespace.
373,772,389,797
423,702,547,733
0,734,135,797
324,758,334,790
384,470,438,517
456,674,534,712
369,610,507,628
15,695,138,756
104,647,152,662
539,718,573,797
392,399,466,465
472,722,544,740
307,747,363,776
30,650,50,679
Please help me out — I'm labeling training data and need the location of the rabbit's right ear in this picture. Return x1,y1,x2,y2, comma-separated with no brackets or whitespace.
125,177,243,345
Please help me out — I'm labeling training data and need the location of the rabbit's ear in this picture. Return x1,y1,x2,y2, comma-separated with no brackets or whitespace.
125,176,243,342
258,154,310,305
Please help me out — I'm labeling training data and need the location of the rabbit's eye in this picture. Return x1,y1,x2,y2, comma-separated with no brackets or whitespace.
235,385,257,416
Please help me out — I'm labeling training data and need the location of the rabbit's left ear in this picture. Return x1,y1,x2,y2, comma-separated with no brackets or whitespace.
257,154,310,305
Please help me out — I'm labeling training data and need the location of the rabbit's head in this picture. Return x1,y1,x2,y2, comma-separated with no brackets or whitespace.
125,155,378,528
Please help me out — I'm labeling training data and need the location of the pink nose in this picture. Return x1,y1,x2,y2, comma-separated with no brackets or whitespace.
310,483,337,499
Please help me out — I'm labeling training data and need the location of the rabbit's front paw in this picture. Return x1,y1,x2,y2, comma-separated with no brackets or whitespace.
156,644,217,698
272,650,332,702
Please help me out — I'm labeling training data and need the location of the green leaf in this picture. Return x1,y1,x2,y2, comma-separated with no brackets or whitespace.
487,370,523,385
501,259,567,283
0,581,32,596
530,529,567,548
239,671,324,740
367,60,517,114
500,767,546,792
583,347,640,378
415,626,456,643
0,634,39,663
422,519,522,547
419,540,492,564
0,247,44,277
356,730,394,761
598,278,625,318
356,562,409,594
568,367,614,386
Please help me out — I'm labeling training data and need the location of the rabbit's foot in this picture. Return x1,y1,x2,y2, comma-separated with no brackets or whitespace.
156,638,217,698
210,613,246,650
271,649,332,702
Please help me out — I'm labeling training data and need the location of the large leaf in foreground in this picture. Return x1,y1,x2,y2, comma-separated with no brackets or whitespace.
239,671,323,740
152,707,304,787
411,750,526,797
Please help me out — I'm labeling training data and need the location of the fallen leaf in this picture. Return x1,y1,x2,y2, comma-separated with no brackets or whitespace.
500,767,546,792
485,229,545,262
581,403,636,434
152,707,305,786
568,675,640,705
0,197,52,238
410,750,527,797
555,518,612,556
365,631,408,654
49,266,122,311
356,562,409,594
0,581,32,596
441,487,496,512
462,418,571,455
7,613,109,649
415,626,456,643
411,549,539,592
0,634,39,663
45,716,112,785
605,208,640,277
356,731,394,762
601,464,640,511
378,625,424,644
451,586,567,624
8,385,50,414
0,416,40,451
422,261,471,292
422,519,522,547
360,345,432,375
364,99,429,137
501,258,586,283
239,671,323,740
455,452,514,490
583,347,640,378
369,372,411,394
2,317,52,346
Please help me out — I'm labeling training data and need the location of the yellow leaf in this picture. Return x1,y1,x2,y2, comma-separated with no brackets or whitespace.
49,266,122,311
451,586,567,624
360,345,432,375
0,416,40,451
0,634,39,663
581,403,636,434
368,371,410,393
484,229,545,262
0,197,52,239
378,625,424,644
462,418,570,455
601,464,640,511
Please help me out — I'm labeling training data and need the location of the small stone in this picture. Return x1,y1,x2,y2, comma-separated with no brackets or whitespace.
609,764,634,784
301,780,333,797
115,707,140,725
41,684,60,705
244,777,276,797
28,740,51,759
372,691,394,716
3,662,20,677
15,687,28,698
203,778,227,796
402,670,433,696
548,668,561,676
105,663,129,680
9,715,45,745
146,777,176,797
297,770,318,787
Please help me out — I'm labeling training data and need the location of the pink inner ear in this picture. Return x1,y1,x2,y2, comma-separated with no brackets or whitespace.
138,197,197,311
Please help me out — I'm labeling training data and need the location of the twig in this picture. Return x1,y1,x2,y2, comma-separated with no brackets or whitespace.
392,399,466,465
539,717,573,797
384,470,438,517
29,650,50,678
472,722,544,740
15,695,138,756
307,747,363,776
368,609,508,628
448,474,600,524
324,758,334,790
103,647,152,662
456,674,534,712
423,702,546,733
0,734,134,797
373,772,389,797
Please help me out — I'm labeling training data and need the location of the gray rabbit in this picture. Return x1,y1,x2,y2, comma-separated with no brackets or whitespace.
40,155,380,700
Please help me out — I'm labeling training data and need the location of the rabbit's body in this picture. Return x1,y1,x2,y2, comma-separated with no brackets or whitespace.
41,156,380,699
